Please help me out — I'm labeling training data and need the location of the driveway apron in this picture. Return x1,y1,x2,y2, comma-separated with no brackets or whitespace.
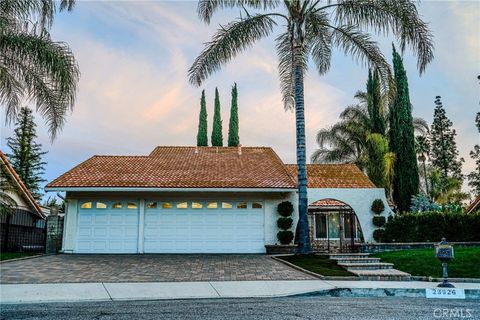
0,254,315,284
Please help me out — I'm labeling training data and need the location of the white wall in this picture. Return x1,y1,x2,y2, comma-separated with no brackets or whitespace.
62,188,390,253
305,188,392,242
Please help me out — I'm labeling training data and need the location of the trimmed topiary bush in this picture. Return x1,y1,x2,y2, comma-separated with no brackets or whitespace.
372,216,386,227
371,199,385,215
277,201,294,217
277,201,294,244
277,230,294,244
373,229,386,242
277,217,293,230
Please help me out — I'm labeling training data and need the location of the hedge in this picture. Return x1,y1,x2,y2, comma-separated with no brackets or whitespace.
383,212,480,243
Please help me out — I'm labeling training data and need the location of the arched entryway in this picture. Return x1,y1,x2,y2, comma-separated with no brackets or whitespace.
308,199,364,253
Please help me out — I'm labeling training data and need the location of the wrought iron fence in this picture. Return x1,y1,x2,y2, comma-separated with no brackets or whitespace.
0,208,46,252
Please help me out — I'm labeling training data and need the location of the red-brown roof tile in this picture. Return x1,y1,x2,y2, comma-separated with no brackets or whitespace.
46,146,297,189
0,151,44,218
309,199,350,207
285,164,376,188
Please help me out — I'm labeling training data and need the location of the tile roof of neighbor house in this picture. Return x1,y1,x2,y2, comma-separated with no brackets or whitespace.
465,196,480,214
0,151,44,219
46,146,297,189
284,164,376,188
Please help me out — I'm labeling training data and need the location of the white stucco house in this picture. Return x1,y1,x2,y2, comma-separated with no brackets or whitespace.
45,146,391,254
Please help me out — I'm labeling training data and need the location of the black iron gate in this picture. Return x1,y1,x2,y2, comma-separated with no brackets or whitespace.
0,209,46,252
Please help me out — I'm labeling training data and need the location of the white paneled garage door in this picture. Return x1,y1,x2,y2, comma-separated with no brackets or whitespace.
144,200,265,253
77,200,139,253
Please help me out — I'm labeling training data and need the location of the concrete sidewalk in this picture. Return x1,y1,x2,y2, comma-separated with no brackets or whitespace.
1,280,480,304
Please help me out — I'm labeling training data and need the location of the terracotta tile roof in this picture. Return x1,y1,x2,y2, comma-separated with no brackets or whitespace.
285,164,376,188
0,151,44,219
309,199,350,207
46,146,297,189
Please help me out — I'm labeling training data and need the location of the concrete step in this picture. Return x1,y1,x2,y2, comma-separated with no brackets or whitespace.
328,253,370,259
334,258,381,264
350,269,412,281
339,262,394,270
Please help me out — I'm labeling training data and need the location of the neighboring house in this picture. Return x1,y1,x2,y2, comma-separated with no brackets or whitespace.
465,196,480,214
0,151,46,251
45,146,391,254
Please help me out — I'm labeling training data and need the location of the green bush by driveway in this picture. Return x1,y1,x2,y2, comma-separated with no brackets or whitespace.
372,247,480,278
0,252,41,261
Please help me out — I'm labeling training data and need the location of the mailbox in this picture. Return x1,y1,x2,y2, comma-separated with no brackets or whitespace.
435,239,454,263
435,238,455,288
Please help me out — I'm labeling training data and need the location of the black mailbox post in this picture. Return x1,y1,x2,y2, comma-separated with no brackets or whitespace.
435,238,455,288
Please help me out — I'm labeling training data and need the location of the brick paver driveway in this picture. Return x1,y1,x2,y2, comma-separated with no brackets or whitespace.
0,254,315,284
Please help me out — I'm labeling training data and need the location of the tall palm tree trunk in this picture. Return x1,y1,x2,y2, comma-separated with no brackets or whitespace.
294,61,312,255
422,159,429,197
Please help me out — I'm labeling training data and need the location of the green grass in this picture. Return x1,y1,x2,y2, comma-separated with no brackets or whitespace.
0,252,42,261
372,247,480,279
277,254,355,277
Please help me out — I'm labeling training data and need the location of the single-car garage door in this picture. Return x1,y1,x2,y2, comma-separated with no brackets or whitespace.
144,200,265,253
77,200,139,253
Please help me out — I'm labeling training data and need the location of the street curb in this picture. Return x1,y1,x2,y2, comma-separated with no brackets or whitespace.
294,288,480,300
0,253,53,264
270,256,360,281
411,276,480,283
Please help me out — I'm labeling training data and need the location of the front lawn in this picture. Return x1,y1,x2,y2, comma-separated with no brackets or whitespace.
0,252,42,261
277,254,355,277
372,247,480,279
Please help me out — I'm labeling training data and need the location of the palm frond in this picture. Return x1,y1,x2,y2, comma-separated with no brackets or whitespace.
188,14,276,86
0,31,79,139
0,65,22,121
335,0,434,73
197,0,280,24
413,117,429,135
305,11,332,76
329,24,391,82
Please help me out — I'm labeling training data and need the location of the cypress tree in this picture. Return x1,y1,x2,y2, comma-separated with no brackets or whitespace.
429,96,463,180
196,90,208,146
228,83,240,147
388,47,419,212
6,107,47,200
211,87,223,146
367,69,385,135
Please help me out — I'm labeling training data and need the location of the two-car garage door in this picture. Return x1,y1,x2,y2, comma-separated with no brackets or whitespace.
76,200,265,253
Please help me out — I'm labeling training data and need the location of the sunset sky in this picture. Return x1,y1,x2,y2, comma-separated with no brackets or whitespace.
1,0,479,197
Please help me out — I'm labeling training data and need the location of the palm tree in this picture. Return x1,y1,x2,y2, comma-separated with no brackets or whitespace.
0,0,79,139
311,91,428,172
415,134,430,195
188,0,434,254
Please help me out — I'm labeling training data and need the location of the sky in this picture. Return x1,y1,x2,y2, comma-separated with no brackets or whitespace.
0,0,479,199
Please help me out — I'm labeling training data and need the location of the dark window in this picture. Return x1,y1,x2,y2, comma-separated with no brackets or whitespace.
315,214,327,239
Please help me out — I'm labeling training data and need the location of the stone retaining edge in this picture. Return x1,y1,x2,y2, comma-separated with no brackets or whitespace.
0,253,53,264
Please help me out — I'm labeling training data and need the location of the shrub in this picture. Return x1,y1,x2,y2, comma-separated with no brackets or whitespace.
373,229,386,242
371,199,385,214
277,231,294,244
383,211,480,243
277,217,293,230
277,201,294,217
372,216,386,227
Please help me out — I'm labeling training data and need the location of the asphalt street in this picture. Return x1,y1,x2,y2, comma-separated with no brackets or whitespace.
1,296,479,320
